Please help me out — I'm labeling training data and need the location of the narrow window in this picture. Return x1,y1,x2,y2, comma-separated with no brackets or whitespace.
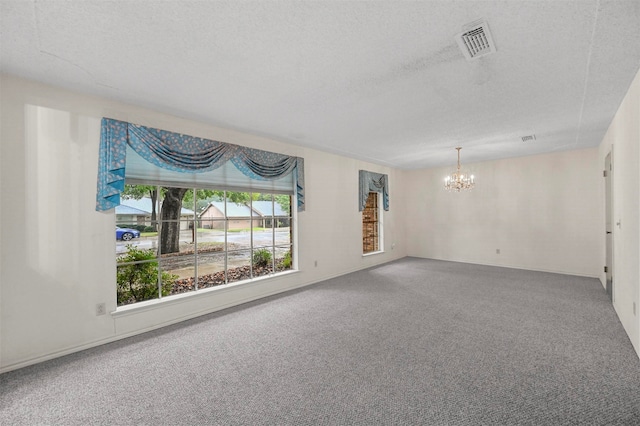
362,191,381,254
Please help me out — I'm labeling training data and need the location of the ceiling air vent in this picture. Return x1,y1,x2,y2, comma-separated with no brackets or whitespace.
521,134,536,142
455,21,496,61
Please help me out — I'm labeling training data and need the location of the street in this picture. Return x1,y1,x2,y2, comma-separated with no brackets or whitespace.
116,228,291,254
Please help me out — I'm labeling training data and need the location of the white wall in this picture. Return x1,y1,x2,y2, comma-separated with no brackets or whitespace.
598,68,640,356
404,148,603,278
2,70,637,371
0,74,406,372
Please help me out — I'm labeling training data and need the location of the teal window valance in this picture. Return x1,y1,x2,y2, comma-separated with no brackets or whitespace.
359,170,389,211
96,118,305,211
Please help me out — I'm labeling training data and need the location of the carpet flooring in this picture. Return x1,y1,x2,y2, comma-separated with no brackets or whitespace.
1,257,639,425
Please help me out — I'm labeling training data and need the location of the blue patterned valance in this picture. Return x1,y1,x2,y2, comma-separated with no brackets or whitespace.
96,118,305,211
359,170,389,211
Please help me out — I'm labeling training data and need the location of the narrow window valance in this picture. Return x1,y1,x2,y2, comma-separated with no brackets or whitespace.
359,170,389,211
96,118,305,211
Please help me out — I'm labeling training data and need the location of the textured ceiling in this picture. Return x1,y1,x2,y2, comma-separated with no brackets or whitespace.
1,0,639,169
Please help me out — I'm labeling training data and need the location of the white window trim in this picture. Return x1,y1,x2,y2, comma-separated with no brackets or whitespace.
115,184,297,310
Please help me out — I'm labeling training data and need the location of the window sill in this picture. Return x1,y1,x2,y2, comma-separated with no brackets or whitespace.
111,269,299,318
362,251,384,257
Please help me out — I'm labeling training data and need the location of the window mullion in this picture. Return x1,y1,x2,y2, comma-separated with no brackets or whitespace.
193,188,198,291
271,197,276,273
156,185,163,299
249,194,254,279
224,191,228,285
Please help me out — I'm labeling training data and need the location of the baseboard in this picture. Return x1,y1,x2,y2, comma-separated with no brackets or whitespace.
409,255,600,279
0,254,405,374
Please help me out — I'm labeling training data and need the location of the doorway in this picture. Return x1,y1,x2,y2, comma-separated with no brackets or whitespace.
605,151,613,301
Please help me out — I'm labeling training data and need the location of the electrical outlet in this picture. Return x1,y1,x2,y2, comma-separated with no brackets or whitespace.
314,260,318,267
496,249,500,254
96,302,106,316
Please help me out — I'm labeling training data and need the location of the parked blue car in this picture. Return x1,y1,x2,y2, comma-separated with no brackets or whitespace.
116,226,141,241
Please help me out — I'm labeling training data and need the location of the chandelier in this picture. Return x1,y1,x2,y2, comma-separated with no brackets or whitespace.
444,147,475,192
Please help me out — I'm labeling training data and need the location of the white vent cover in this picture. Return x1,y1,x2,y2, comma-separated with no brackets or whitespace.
455,21,496,61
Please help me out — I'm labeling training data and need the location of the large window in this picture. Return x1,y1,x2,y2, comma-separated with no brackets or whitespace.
116,184,293,306
362,191,382,254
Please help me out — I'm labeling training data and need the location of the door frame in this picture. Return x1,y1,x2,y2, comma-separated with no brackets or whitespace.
605,149,614,302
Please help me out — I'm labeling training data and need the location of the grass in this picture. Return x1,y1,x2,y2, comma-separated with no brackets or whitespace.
227,227,267,232
196,228,223,233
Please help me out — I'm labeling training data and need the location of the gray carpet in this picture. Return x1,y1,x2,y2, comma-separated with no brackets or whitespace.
1,257,639,425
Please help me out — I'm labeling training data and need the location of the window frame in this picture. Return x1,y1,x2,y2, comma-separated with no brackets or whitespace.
362,191,383,255
115,180,296,308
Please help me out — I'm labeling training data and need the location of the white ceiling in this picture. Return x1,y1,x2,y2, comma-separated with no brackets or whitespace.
1,0,639,169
